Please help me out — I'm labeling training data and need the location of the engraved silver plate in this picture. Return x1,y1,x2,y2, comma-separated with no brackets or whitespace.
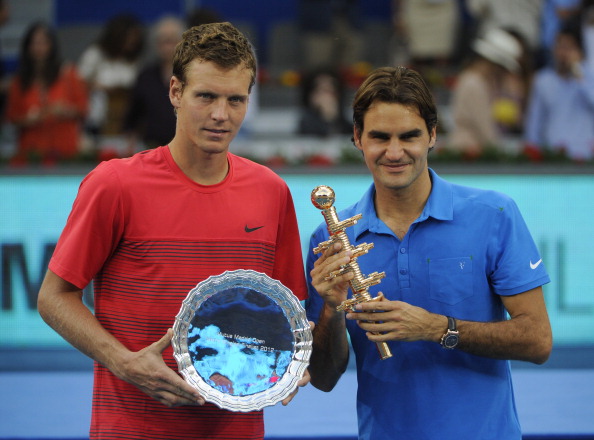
172,269,312,412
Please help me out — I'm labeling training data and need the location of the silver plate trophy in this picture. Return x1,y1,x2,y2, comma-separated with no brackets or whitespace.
172,269,312,412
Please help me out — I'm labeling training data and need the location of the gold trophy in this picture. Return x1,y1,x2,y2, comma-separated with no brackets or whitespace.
311,185,393,360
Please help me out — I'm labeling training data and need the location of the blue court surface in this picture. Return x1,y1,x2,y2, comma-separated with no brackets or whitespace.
1,368,593,440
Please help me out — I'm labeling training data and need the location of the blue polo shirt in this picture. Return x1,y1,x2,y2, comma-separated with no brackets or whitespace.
305,169,550,440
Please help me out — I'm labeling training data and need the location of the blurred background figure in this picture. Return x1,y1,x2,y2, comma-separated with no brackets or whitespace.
464,0,541,113
297,67,352,137
5,22,88,162
186,7,222,28
580,0,594,72
446,27,524,156
78,13,145,142
297,0,363,71
123,15,184,152
493,29,534,136
465,0,543,61
0,0,10,120
524,16,594,161
391,0,460,76
538,0,582,67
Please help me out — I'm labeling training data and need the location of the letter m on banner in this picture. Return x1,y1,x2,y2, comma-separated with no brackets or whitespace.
1,243,55,310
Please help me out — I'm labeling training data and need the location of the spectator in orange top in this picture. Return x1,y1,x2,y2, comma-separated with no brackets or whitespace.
6,22,88,162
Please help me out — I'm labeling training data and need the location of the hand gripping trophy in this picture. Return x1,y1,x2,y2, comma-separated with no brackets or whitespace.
311,185,393,360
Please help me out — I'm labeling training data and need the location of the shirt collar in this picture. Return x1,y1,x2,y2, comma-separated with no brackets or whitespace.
352,168,454,240
424,168,454,222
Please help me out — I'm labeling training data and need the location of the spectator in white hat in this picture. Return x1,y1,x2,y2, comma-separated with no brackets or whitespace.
446,28,524,156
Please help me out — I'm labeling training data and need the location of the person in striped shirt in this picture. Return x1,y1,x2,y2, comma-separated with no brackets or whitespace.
38,22,309,440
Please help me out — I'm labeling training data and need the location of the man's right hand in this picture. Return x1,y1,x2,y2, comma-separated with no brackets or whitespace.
310,241,353,310
114,329,205,407
38,271,204,408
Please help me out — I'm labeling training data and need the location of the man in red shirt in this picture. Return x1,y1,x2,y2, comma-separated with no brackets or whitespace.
38,22,308,440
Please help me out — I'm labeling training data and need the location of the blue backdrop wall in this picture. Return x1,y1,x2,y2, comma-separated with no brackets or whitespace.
1,171,593,352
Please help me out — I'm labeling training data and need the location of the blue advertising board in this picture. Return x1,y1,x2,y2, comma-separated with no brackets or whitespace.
1,172,593,348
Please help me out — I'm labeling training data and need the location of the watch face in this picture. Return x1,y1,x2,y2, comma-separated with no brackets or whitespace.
444,333,459,348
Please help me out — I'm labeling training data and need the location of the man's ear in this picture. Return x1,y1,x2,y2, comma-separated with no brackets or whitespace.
169,76,182,110
353,127,363,151
428,126,437,150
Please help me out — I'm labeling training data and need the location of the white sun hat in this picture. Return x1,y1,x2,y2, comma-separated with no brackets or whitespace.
472,28,522,72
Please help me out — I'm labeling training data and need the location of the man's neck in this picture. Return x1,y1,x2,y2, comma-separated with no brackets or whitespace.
374,171,432,239
168,142,229,185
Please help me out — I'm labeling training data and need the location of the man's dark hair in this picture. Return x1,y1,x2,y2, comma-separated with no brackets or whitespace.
558,15,584,53
172,21,257,93
352,66,438,139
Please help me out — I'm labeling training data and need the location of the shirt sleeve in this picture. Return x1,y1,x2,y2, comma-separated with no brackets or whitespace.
450,73,498,148
577,65,594,111
488,196,550,296
304,225,327,323
272,183,308,301
49,161,125,289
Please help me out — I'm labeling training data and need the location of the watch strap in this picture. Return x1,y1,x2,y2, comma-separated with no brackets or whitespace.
447,316,457,332
440,316,459,349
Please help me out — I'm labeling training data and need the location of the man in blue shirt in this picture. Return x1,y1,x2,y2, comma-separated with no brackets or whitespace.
305,66,552,440
524,16,594,161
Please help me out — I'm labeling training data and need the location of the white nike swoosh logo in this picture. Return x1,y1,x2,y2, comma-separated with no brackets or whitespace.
530,259,543,269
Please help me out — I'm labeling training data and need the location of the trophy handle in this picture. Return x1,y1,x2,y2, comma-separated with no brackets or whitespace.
368,293,392,360
376,342,393,360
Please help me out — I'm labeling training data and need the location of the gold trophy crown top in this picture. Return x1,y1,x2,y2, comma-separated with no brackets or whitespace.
311,185,392,360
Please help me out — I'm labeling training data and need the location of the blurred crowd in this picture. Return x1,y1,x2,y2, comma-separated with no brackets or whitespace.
0,0,593,166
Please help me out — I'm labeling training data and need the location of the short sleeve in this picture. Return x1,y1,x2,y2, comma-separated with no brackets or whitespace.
49,162,125,289
489,197,550,295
